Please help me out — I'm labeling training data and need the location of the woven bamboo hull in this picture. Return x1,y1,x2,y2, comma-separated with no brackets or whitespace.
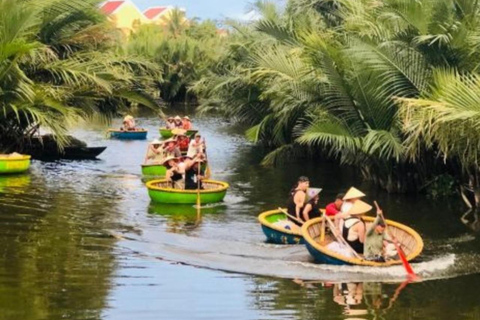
146,179,229,204
0,155,31,174
301,216,424,267
159,128,198,139
108,130,148,140
258,209,304,244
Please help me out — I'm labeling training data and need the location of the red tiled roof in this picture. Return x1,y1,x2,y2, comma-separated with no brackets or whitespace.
100,1,125,15
144,7,167,20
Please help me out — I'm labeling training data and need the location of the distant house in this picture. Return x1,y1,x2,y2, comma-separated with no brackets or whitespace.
100,0,148,34
143,6,186,26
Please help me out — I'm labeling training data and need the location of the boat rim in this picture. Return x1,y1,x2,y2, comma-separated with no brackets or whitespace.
301,216,424,267
108,129,148,133
141,164,164,168
258,209,302,236
146,179,229,194
0,155,31,161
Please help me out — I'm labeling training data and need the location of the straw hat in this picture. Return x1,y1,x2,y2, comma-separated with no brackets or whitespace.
162,156,178,165
163,138,177,145
150,139,162,145
171,128,186,136
174,115,182,121
183,116,191,120
194,133,201,137
124,115,134,120
307,188,322,199
347,200,372,216
343,187,366,200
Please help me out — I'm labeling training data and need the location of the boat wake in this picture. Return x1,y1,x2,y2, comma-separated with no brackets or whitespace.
115,229,479,283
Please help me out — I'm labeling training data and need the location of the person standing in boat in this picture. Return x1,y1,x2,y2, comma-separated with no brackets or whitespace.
144,139,164,164
187,133,205,158
341,200,372,254
286,176,310,226
182,116,192,130
302,188,322,221
325,193,345,217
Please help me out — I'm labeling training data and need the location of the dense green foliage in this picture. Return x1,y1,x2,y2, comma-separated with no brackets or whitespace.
124,12,225,103
0,0,158,151
193,0,480,196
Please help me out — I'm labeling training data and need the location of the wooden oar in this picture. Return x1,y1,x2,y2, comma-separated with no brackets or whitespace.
320,211,326,243
196,161,202,221
374,201,417,279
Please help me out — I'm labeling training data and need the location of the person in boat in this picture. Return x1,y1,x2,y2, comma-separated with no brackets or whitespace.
174,116,183,128
182,116,192,130
302,188,322,222
187,133,205,158
184,155,206,190
166,117,176,129
341,187,366,214
286,176,310,226
122,115,136,131
164,156,184,189
144,139,164,164
340,200,372,254
163,138,182,158
325,193,345,217
364,211,398,262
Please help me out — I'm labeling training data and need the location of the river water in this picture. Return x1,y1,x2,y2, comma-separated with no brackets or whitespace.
0,114,479,320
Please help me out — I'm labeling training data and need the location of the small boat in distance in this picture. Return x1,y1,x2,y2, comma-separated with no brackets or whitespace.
258,209,304,245
146,179,229,204
301,216,424,267
108,129,148,140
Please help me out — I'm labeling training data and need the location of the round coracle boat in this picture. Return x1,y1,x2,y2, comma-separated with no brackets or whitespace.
301,216,424,267
258,209,305,245
159,128,198,139
108,129,148,140
146,179,229,204
141,164,167,177
0,154,31,174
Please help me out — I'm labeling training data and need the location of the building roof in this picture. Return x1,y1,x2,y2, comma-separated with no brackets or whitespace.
100,1,125,15
143,6,168,20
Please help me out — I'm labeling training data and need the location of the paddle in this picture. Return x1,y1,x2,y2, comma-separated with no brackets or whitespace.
373,201,417,279
196,160,202,221
277,208,304,226
320,211,326,243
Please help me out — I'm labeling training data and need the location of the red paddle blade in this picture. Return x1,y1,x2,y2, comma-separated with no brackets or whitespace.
397,245,416,277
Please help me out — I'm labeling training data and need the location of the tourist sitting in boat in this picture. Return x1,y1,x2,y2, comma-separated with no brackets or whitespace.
122,115,136,131
164,156,184,189
325,193,345,216
364,211,398,262
174,116,183,128
286,176,310,226
182,116,192,130
186,133,205,158
184,155,206,190
340,200,372,254
166,117,176,129
144,139,164,164
163,138,182,158
341,187,366,214
302,188,322,221
177,134,190,152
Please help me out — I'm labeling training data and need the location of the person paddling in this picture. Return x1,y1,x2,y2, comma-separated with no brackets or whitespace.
365,210,398,262
302,188,322,221
341,200,372,254
184,155,206,190
286,176,309,226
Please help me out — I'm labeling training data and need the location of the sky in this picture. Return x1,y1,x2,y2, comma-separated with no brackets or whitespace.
132,0,254,20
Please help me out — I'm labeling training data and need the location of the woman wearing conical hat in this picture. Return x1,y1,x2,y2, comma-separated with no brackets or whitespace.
341,187,366,214
302,188,322,222
341,200,372,254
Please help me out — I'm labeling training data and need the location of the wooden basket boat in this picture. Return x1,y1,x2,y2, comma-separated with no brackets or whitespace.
159,128,198,139
108,129,148,140
301,216,424,267
141,164,167,176
0,155,31,174
258,209,304,244
146,179,229,204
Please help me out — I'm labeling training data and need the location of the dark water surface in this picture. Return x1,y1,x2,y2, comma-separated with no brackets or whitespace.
1,115,479,320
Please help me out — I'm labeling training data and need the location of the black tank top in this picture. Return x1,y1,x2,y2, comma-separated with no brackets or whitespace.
287,189,304,226
306,199,322,220
342,217,364,254
185,167,203,190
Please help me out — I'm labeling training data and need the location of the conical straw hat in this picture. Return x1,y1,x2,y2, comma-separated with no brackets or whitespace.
171,128,186,136
162,156,178,165
347,200,372,216
343,187,366,200
307,188,322,199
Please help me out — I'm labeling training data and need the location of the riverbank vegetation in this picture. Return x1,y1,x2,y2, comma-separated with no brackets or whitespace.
0,0,158,151
193,0,480,201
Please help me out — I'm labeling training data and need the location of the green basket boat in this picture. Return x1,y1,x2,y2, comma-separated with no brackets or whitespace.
146,179,229,204
159,128,198,139
141,164,167,176
0,155,31,174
